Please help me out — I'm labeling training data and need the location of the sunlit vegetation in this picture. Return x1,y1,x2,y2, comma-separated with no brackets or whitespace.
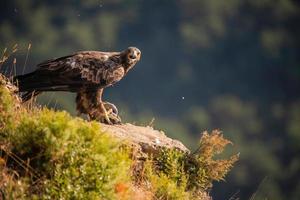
1,0,299,199
0,75,237,199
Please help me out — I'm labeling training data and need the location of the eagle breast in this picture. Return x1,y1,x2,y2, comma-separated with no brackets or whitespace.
105,67,125,86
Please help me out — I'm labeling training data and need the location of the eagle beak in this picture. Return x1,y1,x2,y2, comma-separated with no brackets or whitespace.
128,50,141,61
129,52,137,59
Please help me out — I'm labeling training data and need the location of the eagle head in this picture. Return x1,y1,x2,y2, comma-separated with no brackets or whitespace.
121,47,141,73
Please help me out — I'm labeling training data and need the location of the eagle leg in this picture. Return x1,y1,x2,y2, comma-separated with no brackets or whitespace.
92,89,121,124
98,89,112,124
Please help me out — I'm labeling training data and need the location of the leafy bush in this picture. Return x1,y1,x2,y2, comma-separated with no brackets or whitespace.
0,75,238,199
0,77,132,199
145,130,238,199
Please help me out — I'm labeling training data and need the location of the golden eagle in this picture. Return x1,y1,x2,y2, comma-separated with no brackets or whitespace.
14,47,141,124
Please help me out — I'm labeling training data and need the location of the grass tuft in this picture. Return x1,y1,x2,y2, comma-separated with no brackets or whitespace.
0,71,238,199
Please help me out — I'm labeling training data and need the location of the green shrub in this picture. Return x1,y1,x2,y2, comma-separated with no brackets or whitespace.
0,75,238,199
145,130,238,199
0,80,133,199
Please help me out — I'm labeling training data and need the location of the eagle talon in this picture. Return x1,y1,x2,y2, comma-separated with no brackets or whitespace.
102,102,122,125
90,101,121,125
101,103,113,124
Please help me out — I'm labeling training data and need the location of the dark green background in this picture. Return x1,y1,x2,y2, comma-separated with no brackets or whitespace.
1,0,300,199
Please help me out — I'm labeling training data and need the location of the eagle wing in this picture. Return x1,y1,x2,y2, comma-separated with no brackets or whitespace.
16,51,124,92
37,51,120,85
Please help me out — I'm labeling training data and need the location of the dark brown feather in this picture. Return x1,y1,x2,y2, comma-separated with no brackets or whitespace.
14,47,141,122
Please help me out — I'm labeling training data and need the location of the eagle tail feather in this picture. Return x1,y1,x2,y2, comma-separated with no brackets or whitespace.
14,71,51,91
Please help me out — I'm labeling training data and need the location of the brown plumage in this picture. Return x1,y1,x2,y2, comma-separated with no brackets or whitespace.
14,47,141,124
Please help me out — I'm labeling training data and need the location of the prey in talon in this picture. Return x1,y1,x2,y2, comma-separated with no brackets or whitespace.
14,47,141,124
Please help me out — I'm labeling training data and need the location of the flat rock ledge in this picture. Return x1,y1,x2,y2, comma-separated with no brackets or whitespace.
101,123,190,155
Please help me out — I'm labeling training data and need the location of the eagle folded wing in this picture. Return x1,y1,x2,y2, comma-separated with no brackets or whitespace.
36,52,120,86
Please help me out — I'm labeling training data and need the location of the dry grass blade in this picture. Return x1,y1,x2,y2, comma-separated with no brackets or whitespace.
249,176,268,200
53,100,58,110
22,43,31,74
148,117,155,127
1,45,18,73
13,58,17,77
12,44,18,53
2,47,7,55
0,146,41,179
46,93,55,107
0,48,8,68
228,190,240,200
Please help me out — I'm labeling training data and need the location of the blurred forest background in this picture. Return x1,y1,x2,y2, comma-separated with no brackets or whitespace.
0,0,299,199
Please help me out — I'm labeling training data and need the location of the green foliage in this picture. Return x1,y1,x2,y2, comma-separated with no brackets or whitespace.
0,79,133,199
0,78,20,139
142,130,238,199
43,124,132,199
0,77,237,199
0,85,15,131
157,131,238,189
0,170,30,200
146,163,190,200
155,148,186,184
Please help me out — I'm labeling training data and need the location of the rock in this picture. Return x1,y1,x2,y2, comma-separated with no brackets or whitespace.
101,123,190,155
